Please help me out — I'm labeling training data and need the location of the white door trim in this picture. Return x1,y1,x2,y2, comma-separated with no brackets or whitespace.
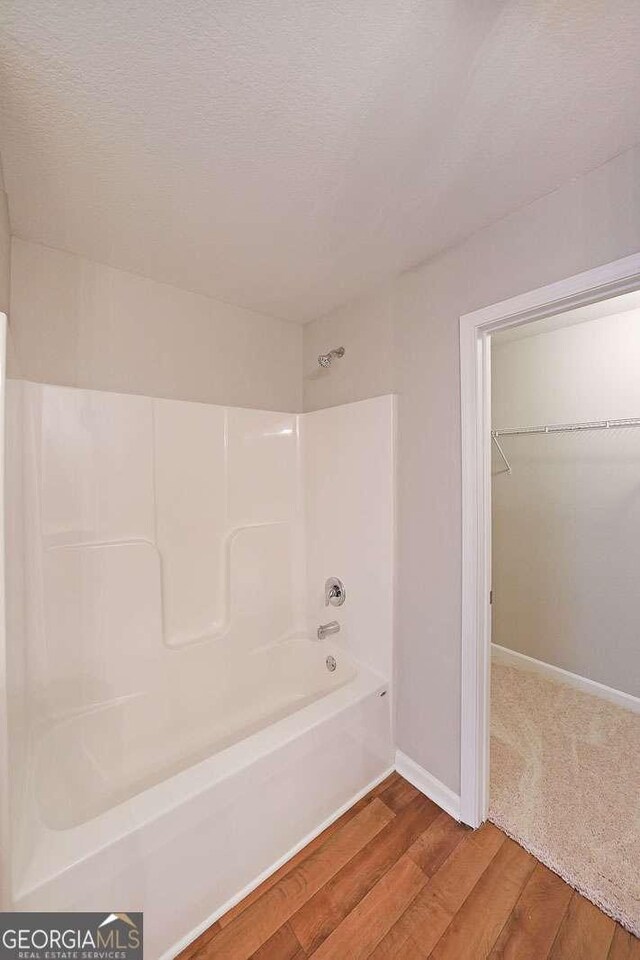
458,253,640,828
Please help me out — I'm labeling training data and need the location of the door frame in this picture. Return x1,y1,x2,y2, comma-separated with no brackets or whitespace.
458,253,640,828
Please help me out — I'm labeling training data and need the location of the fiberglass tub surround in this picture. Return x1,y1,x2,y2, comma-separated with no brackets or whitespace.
37,637,356,830
7,381,395,955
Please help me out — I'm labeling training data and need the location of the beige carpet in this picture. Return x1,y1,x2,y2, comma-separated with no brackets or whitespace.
490,661,640,936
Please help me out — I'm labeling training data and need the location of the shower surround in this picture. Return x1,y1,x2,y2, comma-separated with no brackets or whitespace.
3,381,395,958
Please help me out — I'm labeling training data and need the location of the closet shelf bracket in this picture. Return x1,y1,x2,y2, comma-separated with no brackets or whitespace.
491,432,512,474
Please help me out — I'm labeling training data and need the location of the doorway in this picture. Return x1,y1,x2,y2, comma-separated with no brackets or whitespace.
458,252,640,830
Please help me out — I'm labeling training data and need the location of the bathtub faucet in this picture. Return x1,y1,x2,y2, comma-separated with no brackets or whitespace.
317,620,340,640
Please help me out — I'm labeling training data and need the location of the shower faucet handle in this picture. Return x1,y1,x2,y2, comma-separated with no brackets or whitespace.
325,577,346,607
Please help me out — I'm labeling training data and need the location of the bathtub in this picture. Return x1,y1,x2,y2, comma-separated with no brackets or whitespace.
11,638,393,959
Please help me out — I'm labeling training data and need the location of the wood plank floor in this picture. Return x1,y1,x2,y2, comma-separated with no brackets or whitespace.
176,774,640,960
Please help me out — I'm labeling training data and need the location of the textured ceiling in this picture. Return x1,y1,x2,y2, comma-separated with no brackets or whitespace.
1,0,640,323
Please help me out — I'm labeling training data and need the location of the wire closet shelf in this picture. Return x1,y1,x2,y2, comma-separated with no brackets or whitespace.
491,416,640,474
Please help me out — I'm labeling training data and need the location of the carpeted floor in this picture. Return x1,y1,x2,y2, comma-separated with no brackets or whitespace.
490,660,640,937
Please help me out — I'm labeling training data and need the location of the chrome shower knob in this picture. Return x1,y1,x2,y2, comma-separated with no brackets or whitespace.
325,577,346,607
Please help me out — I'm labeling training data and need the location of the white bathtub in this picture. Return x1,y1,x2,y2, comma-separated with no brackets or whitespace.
12,639,393,959
36,638,360,829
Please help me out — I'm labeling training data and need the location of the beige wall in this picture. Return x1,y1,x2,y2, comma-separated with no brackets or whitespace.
492,311,640,698
9,239,303,411
303,144,640,793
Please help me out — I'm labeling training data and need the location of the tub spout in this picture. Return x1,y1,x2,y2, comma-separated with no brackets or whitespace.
317,620,340,640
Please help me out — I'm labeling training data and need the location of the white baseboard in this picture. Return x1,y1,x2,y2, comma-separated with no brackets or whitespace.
164,765,395,960
492,644,640,715
395,751,461,822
